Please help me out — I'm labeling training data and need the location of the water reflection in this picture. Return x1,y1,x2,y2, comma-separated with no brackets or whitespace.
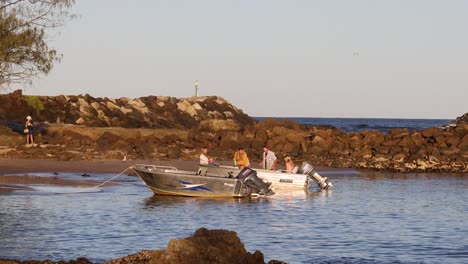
144,195,271,208
143,188,332,209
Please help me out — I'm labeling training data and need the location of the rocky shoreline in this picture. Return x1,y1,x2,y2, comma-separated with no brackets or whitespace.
0,120,466,173
0,228,285,264
0,90,466,173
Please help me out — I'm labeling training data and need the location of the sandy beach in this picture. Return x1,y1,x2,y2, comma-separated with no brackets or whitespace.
0,157,201,175
0,156,339,175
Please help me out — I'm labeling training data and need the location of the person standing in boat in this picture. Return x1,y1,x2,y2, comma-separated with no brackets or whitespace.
233,147,250,170
259,146,277,170
199,147,214,164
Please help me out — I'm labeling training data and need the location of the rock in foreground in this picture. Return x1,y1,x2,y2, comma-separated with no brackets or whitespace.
0,228,285,264
107,227,269,264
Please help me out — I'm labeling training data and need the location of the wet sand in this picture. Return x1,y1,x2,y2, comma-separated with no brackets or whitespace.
0,175,118,194
0,157,201,175
0,158,202,193
0,157,336,175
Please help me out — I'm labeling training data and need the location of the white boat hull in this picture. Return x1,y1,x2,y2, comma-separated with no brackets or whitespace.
198,165,311,191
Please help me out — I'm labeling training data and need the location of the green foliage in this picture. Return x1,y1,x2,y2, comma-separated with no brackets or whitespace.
24,95,44,113
0,0,75,88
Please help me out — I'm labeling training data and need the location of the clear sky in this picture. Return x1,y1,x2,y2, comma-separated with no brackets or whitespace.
20,0,468,119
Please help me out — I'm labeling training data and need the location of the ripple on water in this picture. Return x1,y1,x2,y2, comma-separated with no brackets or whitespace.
0,172,467,263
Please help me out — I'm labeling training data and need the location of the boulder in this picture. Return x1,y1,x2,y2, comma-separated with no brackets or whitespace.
281,141,300,154
267,135,286,148
445,136,460,147
128,99,149,114
0,126,23,147
219,131,246,150
105,250,153,264
254,129,268,143
455,112,468,124
243,127,256,139
410,132,425,146
311,128,334,139
421,127,443,138
309,145,325,155
58,130,94,148
362,131,384,146
75,117,85,125
328,141,344,155
361,145,373,159
199,119,241,132
459,134,468,150
271,126,294,136
96,132,124,148
388,128,409,139
177,100,198,117
78,98,95,117
454,124,468,136
285,132,305,145
150,227,265,264
348,135,363,150
397,136,413,148
440,146,460,156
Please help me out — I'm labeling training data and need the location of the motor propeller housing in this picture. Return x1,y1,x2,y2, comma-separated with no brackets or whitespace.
298,162,333,190
237,167,274,196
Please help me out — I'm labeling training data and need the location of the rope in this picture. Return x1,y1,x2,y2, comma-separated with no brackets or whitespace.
0,186,29,190
49,167,132,194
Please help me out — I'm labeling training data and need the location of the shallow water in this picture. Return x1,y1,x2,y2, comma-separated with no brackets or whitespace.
0,171,467,264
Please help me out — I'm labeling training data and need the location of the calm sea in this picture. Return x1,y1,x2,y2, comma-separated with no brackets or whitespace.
254,117,452,133
0,170,467,264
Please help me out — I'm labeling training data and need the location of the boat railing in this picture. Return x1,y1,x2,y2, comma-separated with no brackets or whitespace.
134,164,178,171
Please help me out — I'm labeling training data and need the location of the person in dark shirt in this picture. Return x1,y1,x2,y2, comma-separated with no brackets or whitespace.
25,115,34,145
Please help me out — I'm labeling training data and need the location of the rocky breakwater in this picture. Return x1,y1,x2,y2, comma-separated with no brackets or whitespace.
0,89,254,160
189,118,467,173
0,89,254,129
306,125,467,172
0,118,466,172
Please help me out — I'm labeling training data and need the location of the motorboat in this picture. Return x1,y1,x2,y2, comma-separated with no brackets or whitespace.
198,161,333,191
132,165,274,198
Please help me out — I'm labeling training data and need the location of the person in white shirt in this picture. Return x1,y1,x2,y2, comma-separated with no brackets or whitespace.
199,147,213,164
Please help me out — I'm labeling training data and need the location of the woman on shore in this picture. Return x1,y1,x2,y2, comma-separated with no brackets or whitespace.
25,116,34,145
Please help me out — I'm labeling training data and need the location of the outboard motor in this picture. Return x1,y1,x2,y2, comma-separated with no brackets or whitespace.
237,168,274,196
298,162,333,190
